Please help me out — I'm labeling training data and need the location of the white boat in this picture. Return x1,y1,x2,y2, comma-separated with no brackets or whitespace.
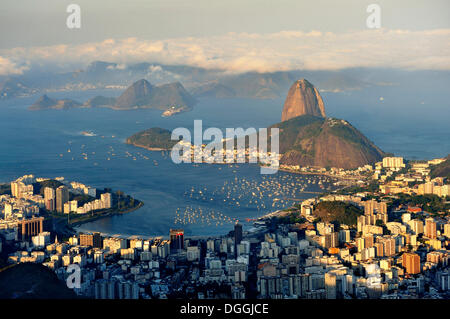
81,131,96,137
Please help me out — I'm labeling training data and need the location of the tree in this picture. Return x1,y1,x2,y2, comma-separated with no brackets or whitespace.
375,219,384,227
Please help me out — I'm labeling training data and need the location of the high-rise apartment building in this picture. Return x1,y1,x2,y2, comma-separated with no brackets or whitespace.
44,187,56,211
325,272,337,299
403,252,421,274
234,223,243,245
425,218,437,239
409,219,424,235
170,229,184,251
17,217,44,241
382,157,405,169
11,181,34,198
101,193,112,209
56,185,69,213
80,232,103,248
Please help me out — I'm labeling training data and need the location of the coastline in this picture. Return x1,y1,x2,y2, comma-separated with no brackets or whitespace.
69,201,144,227
56,172,354,239
51,201,144,237
124,142,374,181
277,167,365,181
254,173,360,221
125,142,170,152
54,156,363,239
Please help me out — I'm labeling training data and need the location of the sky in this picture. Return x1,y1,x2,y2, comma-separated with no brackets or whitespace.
0,0,449,75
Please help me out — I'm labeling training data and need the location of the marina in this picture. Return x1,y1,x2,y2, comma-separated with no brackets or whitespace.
46,131,338,235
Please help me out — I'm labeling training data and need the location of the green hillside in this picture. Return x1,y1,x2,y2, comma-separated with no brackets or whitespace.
430,155,450,181
126,127,180,150
313,201,364,226
270,115,385,169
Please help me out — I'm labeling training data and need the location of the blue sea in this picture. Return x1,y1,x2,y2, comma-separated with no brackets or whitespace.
1,87,449,237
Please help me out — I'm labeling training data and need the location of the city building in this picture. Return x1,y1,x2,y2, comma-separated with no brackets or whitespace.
17,217,44,241
79,232,103,248
425,218,437,239
44,187,56,211
403,253,421,274
382,157,405,169
56,186,69,213
169,229,184,251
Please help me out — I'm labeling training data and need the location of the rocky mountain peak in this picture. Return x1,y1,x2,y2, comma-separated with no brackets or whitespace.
281,79,326,121
115,79,154,108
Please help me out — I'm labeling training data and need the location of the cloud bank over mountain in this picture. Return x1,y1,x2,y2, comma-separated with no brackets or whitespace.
0,56,29,76
1,29,449,75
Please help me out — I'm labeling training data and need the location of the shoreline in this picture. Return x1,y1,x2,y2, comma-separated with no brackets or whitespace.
123,143,372,181
69,201,144,227
52,201,144,237
53,159,361,239
70,222,264,241
277,167,365,181
125,142,170,152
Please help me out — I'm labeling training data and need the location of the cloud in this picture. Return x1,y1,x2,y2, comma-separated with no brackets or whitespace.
106,63,126,70
0,56,29,76
1,28,449,73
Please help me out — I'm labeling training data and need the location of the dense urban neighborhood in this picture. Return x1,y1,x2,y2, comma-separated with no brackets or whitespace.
0,155,449,299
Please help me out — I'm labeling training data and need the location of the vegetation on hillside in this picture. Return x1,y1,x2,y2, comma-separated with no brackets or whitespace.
333,180,380,195
430,155,450,180
33,179,64,196
126,127,180,150
115,79,195,109
271,115,385,169
0,184,11,196
266,211,306,231
389,193,450,214
313,201,364,227
69,193,95,206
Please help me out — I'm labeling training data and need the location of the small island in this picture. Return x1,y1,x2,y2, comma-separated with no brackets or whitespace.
29,94,82,110
126,127,180,151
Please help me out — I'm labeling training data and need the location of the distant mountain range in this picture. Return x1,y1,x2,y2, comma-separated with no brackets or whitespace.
3,60,439,102
29,79,196,115
112,80,196,110
29,94,82,110
0,77,37,100
190,72,297,99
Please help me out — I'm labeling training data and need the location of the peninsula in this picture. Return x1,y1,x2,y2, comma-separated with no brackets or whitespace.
0,175,143,238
